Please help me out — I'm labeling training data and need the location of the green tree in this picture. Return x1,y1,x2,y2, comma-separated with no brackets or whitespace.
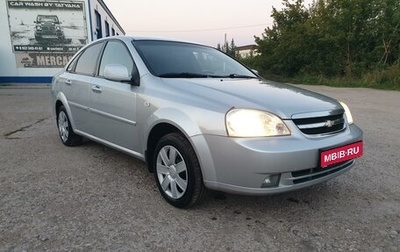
255,0,311,76
218,38,237,58
374,0,400,66
253,0,399,84
226,38,237,58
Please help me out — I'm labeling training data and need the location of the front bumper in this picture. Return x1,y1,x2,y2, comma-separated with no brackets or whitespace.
35,30,63,39
192,123,363,195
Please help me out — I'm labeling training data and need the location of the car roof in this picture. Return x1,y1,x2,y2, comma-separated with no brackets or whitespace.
96,35,206,47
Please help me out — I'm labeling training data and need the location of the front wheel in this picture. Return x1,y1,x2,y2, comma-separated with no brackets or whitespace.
56,106,83,146
153,133,208,208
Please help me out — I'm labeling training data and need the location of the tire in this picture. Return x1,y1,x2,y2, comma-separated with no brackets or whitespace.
153,133,208,208
56,106,83,146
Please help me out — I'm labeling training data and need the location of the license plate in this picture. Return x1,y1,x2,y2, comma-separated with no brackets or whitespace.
320,141,363,167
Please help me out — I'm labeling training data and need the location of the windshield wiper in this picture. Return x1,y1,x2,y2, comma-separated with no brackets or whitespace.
158,72,259,79
223,73,258,79
158,72,209,78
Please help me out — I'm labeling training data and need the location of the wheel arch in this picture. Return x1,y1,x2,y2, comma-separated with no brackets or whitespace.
55,100,63,114
146,123,185,173
54,93,77,131
144,106,203,170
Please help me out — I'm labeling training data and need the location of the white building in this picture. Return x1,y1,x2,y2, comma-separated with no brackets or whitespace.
235,45,259,59
0,0,125,84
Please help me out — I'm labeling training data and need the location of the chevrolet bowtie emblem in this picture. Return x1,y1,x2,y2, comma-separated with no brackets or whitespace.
325,120,334,127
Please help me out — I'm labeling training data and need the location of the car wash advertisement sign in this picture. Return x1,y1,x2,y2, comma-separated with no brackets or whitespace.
6,1,88,68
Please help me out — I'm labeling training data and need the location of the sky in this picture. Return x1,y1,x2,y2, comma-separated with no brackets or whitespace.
102,0,313,47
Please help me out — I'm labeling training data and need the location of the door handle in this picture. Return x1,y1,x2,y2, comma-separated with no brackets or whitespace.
65,79,72,85
91,85,102,93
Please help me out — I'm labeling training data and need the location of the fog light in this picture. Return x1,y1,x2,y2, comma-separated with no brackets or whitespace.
261,174,280,188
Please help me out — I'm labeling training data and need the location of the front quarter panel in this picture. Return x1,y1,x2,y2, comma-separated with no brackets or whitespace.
147,107,202,138
135,74,230,152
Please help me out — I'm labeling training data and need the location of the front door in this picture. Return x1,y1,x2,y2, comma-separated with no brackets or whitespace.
89,40,139,152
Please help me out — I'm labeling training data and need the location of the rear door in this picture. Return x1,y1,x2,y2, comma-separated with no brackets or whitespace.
60,42,104,133
89,40,139,151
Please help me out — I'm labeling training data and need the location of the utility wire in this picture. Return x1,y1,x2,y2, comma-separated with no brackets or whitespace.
125,23,271,33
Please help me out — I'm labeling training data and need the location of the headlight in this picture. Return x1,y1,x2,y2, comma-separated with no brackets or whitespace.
226,109,290,137
339,102,354,124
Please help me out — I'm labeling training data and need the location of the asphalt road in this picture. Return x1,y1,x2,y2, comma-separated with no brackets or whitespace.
0,85,399,252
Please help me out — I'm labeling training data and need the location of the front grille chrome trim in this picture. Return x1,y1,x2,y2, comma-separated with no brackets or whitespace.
297,118,344,130
292,110,346,135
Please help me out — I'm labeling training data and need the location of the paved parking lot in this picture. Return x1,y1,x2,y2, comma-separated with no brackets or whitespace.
0,85,399,251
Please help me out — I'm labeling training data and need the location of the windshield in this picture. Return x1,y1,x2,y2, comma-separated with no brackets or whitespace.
133,40,257,79
38,16,58,23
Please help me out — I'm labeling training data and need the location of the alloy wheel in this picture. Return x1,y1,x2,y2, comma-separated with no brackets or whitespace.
156,145,188,199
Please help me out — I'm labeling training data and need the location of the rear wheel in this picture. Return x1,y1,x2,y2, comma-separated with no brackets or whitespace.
56,106,83,146
153,133,208,208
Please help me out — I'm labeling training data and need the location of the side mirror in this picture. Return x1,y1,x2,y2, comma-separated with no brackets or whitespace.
104,64,132,82
251,69,259,75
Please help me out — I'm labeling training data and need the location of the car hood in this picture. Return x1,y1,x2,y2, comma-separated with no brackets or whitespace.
160,78,342,119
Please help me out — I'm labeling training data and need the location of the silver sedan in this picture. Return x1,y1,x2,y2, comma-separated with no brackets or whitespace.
51,36,363,208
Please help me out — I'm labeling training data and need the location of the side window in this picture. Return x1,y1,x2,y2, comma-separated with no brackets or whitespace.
99,41,134,77
75,42,104,75
66,52,80,72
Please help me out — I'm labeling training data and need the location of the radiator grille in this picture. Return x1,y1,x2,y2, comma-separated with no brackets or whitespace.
293,113,345,135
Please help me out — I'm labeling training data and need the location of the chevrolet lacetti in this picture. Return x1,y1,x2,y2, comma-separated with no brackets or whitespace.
51,36,363,208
